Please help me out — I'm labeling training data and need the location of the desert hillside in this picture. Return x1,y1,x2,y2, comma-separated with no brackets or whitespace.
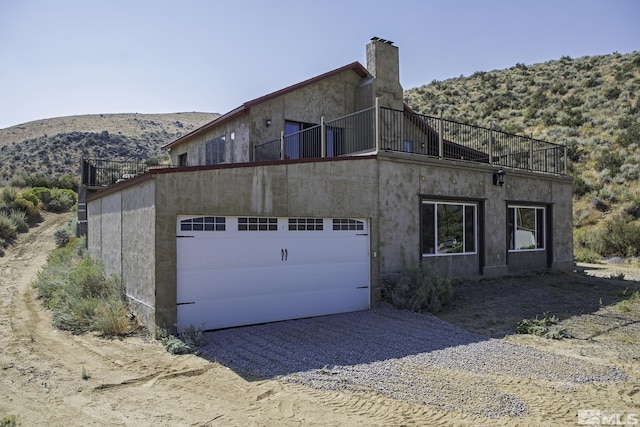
405,51,640,261
0,112,218,181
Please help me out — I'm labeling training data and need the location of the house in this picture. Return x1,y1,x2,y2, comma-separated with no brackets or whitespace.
85,38,573,335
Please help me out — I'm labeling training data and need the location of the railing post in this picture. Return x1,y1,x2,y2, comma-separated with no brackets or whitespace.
529,133,534,171
438,111,444,159
375,98,380,153
280,131,285,161
564,144,567,175
488,122,493,164
321,116,326,158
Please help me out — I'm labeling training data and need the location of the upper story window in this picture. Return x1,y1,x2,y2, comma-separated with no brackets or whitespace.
178,153,188,167
508,206,545,251
422,201,477,256
204,135,226,165
284,121,320,159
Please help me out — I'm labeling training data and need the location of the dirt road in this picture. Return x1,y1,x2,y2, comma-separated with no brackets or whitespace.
1,213,638,426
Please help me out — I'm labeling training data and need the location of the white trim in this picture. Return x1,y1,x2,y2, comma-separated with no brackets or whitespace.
421,200,478,257
508,205,546,252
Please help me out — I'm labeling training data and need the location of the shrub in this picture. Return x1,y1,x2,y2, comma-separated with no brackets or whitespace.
599,216,640,257
574,247,601,263
516,313,570,339
0,212,17,241
0,415,19,427
383,264,453,313
159,325,204,355
19,189,40,207
9,209,28,233
2,187,17,203
54,227,71,248
573,176,591,197
47,189,77,212
11,198,40,222
31,187,52,206
92,295,131,336
32,238,133,336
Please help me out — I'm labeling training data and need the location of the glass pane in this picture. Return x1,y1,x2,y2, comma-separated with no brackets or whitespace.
421,204,435,255
437,204,463,254
515,207,536,249
508,207,515,250
464,205,475,252
536,208,545,248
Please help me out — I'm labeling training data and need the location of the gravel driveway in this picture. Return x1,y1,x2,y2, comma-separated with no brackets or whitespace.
199,303,627,418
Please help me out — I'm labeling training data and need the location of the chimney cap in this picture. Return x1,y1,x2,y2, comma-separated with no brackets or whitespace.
370,36,394,45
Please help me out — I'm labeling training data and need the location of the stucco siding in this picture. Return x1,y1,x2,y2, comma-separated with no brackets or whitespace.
551,179,575,271
87,198,102,260
120,180,156,332
99,192,123,278
151,158,380,330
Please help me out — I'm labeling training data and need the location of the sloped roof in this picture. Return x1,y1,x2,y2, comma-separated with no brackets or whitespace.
163,61,370,150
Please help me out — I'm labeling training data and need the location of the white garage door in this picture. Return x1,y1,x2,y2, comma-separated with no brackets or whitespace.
176,216,370,331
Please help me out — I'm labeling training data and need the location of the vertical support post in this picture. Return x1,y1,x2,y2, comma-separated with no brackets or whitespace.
280,131,285,161
321,116,326,158
375,98,380,153
488,122,493,164
529,133,534,171
438,111,444,159
564,144,567,175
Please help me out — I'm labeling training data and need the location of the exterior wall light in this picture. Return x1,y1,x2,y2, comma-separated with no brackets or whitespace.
493,168,506,187
265,119,271,127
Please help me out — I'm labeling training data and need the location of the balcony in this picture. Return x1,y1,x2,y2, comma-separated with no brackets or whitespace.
254,103,567,176
82,104,566,190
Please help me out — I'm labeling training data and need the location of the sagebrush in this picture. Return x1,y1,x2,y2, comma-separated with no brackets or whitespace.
383,264,453,313
32,237,134,336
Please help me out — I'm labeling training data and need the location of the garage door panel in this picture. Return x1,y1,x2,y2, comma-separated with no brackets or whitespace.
177,260,369,302
177,237,281,270
177,216,370,331
177,287,370,330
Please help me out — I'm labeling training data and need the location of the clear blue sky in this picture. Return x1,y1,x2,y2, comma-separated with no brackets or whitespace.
0,0,638,129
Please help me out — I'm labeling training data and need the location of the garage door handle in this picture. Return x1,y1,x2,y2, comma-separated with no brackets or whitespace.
281,248,288,261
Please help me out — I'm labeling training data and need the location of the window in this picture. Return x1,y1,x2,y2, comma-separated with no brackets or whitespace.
289,218,323,231
205,135,226,165
238,217,278,231
180,216,225,231
422,201,476,256
326,126,345,157
508,206,545,251
178,153,188,167
332,219,364,231
284,121,320,159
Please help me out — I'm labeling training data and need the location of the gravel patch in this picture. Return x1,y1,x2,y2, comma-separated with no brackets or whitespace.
199,303,627,418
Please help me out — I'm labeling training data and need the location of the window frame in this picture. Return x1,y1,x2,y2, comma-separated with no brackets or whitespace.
421,200,477,257
508,205,546,252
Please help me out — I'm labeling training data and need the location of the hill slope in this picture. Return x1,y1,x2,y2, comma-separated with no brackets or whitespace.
404,51,640,259
0,112,218,181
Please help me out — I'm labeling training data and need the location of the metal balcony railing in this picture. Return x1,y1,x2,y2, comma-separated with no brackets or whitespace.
254,102,566,175
80,159,175,188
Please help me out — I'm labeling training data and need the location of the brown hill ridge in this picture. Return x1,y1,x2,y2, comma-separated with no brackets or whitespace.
0,112,218,181
0,112,217,148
